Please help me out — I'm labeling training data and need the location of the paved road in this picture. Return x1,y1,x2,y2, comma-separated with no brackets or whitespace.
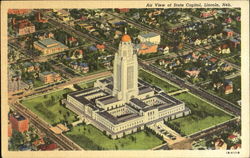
10,102,83,150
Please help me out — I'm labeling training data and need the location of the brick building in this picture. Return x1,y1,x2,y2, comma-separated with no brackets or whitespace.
13,19,35,36
9,113,29,133
39,71,62,84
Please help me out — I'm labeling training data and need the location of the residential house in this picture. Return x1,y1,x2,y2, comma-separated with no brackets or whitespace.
213,82,223,90
9,113,29,133
207,65,218,74
225,17,232,23
236,16,241,22
23,62,40,72
194,39,201,46
78,63,89,73
221,63,232,71
223,28,234,37
214,139,227,150
56,9,70,22
163,46,169,54
230,38,240,48
228,134,239,143
200,10,217,18
224,84,233,94
230,144,241,150
96,44,106,52
39,71,61,84
209,57,218,63
185,68,200,78
89,45,98,52
70,62,89,73
34,38,68,55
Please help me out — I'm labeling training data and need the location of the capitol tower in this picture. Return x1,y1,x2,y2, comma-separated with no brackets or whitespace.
112,32,139,102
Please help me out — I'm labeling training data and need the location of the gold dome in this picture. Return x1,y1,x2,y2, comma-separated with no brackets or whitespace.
121,34,131,42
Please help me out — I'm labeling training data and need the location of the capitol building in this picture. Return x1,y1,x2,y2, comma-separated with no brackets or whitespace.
63,33,191,139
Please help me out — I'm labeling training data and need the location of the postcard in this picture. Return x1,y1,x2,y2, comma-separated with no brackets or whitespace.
1,0,249,158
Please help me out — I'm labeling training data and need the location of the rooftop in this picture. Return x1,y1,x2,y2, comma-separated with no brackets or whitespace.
139,32,160,38
34,38,68,49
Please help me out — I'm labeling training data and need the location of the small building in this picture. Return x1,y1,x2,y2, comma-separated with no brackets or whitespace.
228,134,239,143
9,113,29,133
224,85,233,94
78,63,89,73
13,19,35,36
23,62,40,72
214,139,227,150
34,38,68,55
230,38,240,48
138,32,161,45
39,71,61,84
209,57,218,63
185,68,200,78
221,63,232,71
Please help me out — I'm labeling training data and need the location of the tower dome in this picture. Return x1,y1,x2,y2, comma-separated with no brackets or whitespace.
121,34,131,42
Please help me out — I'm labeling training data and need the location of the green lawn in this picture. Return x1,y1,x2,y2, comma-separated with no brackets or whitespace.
139,69,180,93
77,81,95,89
33,79,44,88
21,88,77,125
168,92,233,135
66,124,163,150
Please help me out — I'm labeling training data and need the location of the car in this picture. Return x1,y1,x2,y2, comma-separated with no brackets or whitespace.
171,137,176,140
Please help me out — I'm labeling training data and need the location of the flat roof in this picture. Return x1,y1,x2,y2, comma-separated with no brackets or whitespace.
98,95,119,105
139,32,160,38
130,98,148,109
98,111,141,125
34,38,68,49
139,86,153,94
